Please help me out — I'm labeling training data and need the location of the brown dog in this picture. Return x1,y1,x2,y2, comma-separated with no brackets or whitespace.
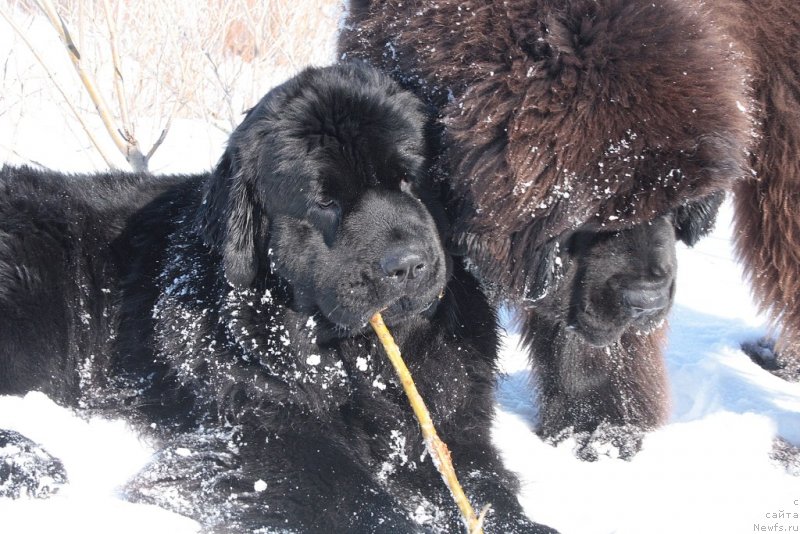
339,0,799,443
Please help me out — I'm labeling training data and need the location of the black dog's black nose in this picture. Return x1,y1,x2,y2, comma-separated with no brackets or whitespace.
621,287,670,318
380,247,427,282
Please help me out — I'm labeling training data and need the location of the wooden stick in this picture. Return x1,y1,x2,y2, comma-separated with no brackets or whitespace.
369,312,489,534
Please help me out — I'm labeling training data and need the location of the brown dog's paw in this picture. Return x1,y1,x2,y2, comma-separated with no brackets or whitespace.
742,338,800,382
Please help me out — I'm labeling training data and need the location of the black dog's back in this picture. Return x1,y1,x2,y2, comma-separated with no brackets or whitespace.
0,165,194,405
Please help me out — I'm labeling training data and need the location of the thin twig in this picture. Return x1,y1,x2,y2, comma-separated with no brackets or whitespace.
0,142,47,169
101,0,133,143
0,6,117,169
145,122,169,163
203,50,236,130
77,0,84,58
34,0,146,171
369,313,489,534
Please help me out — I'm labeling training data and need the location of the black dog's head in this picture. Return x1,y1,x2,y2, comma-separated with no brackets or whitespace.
521,190,724,347
196,63,447,333
532,214,679,347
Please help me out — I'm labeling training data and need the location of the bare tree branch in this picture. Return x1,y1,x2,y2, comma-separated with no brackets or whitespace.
3,0,340,172
0,5,118,169
0,142,48,169
101,0,133,143
145,125,169,163
34,0,147,171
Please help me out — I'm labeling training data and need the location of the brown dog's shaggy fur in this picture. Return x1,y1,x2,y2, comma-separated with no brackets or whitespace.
339,0,760,445
341,0,751,300
712,0,800,377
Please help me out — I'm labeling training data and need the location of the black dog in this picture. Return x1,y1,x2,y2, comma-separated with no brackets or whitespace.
0,63,554,532
523,215,679,458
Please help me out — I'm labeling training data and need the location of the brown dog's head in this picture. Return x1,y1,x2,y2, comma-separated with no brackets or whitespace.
341,0,750,301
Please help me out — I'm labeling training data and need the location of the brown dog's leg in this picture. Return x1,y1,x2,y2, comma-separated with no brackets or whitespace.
725,1,800,381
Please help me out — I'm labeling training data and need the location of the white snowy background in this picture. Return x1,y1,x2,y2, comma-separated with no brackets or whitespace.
1,5,799,534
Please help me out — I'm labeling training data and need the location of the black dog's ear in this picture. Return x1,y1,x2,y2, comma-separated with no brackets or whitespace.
197,148,262,287
673,191,725,246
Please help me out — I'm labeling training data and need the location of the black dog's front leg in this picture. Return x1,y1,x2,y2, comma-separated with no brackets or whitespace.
233,429,431,533
127,427,429,533
526,316,668,460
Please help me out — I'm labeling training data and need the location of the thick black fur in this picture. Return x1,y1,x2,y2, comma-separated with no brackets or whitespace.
0,168,188,406
0,63,554,532
533,215,678,351
518,199,723,457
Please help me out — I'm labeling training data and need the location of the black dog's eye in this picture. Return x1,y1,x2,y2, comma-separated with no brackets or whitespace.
310,197,341,246
315,198,338,210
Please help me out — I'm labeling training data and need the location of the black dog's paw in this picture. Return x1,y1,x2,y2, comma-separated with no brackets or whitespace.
742,338,800,382
0,429,67,498
124,431,242,525
548,423,644,462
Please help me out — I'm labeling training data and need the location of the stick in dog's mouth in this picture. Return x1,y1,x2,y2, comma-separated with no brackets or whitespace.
368,311,490,534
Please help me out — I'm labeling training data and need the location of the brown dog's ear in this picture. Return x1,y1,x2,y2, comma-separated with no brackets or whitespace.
197,148,262,288
348,0,372,16
674,191,725,246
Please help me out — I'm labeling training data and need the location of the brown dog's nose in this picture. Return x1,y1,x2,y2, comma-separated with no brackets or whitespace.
380,247,427,282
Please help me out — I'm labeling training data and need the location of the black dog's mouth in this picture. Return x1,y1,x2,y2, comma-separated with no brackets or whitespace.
314,292,442,343
569,294,670,348
569,316,626,348
380,293,441,324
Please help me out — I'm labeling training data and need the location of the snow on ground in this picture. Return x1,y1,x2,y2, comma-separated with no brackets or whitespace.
493,202,800,534
0,393,199,533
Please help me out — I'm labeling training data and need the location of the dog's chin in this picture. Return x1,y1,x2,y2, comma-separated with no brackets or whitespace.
569,313,628,348
570,308,668,348
380,295,441,325
315,295,441,343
